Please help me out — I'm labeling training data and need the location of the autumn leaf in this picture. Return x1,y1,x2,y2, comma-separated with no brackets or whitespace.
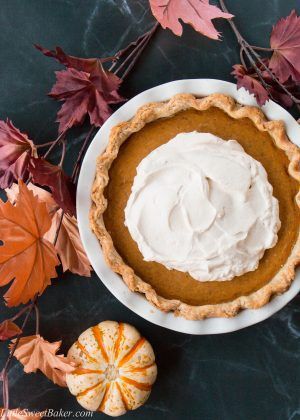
269,10,300,83
49,68,122,133
232,64,270,106
0,319,22,341
29,158,76,217
35,44,112,73
45,210,91,276
0,180,59,307
36,45,123,133
11,335,75,387
6,183,91,277
6,182,58,215
149,0,233,39
260,64,300,108
0,120,36,189
232,61,299,108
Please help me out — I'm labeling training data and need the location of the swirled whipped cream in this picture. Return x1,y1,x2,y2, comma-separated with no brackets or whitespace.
124,132,281,281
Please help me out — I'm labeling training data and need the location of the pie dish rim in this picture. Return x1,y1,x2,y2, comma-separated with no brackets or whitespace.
90,92,300,320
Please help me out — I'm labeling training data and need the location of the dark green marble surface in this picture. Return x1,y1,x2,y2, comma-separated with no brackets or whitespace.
1,0,300,419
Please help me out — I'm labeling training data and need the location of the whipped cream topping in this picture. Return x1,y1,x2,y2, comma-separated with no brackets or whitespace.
124,132,281,281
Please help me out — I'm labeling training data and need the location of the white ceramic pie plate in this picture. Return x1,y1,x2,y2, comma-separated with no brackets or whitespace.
77,79,300,335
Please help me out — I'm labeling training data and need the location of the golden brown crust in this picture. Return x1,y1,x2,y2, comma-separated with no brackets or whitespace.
90,93,300,320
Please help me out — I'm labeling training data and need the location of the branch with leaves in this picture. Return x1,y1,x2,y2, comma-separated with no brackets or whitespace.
0,24,158,420
151,0,300,110
218,0,300,109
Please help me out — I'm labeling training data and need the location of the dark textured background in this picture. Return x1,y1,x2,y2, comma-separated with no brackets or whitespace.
1,1,300,419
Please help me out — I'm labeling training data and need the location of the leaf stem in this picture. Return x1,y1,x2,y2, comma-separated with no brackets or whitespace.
240,43,277,102
43,129,67,159
112,22,159,79
36,140,57,149
34,304,40,335
239,47,247,69
249,45,273,52
10,305,30,323
71,126,95,183
109,23,159,73
58,140,66,167
53,209,64,245
2,297,37,420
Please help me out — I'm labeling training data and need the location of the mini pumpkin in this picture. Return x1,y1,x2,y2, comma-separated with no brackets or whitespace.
66,321,157,416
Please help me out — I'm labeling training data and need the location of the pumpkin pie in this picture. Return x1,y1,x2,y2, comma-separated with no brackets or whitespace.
90,94,300,319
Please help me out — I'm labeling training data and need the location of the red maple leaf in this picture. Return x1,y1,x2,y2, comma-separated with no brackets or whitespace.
269,10,300,83
149,0,233,39
35,45,112,73
232,61,299,108
36,45,123,133
29,158,76,216
260,66,300,108
232,64,270,106
0,120,36,189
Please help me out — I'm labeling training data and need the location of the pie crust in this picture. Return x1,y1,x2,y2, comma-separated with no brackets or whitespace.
90,93,300,320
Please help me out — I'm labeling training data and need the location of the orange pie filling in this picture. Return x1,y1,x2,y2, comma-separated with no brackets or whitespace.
103,107,300,306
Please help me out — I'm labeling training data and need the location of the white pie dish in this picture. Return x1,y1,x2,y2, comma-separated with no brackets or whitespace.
77,79,300,335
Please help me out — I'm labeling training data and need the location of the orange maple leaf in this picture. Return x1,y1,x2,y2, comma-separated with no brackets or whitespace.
11,334,75,387
0,180,59,306
45,211,92,276
6,183,91,277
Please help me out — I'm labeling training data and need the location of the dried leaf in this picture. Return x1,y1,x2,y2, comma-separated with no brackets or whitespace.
0,320,22,341
36,46,123,133
35,44,111,73
269,10,300,83
232,61,300,108
260,66,300,108
29,158,76,217
0,120,36,189
11,335,75,387
6,183,91,277
45,211,91,276
150,0,233,39
0,180,59,306
232,64,269,106
5,182,58,215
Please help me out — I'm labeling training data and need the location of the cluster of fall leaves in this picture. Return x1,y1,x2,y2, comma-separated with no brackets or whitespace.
0,41,132,308
0,39,125,415
232,10,300,107
0,18,153,416
151,1,300,108
0,15,146,416
0,180,84,394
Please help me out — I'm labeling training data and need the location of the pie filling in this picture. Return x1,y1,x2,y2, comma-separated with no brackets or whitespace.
125,132,280,282
103,107,300,306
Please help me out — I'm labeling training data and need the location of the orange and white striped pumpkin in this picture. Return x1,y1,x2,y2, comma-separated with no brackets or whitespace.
66,321,157,416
